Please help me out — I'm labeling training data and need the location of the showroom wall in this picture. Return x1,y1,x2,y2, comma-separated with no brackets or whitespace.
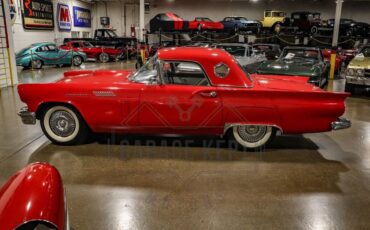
12,0,92,52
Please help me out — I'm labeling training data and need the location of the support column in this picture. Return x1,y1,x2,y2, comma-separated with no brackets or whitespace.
2,0,18,86
139,0,145,41
329,0,344,81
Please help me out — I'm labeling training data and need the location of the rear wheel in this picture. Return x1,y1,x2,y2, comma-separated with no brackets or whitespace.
72,56,83,66
98,53,110,63
40,105,90,145
311,26,318,35
31,60,43,69
230,125,275,150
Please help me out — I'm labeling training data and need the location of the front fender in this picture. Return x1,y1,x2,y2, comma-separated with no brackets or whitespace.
0,163,66,230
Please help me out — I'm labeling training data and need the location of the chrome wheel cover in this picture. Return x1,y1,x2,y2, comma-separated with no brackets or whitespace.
49,110,76,137
100,53,109,63
236,125,267,143
73,56,82,66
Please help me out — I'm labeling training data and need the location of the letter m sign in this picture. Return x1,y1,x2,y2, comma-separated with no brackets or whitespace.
58,4,71,31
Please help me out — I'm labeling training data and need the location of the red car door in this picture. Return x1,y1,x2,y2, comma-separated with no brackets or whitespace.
139,61,223,134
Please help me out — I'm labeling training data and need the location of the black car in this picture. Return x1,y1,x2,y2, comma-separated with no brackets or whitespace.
323,18,370,37
150,13,189,33
252,44,281,60
220,16,262,34
282,11,323,34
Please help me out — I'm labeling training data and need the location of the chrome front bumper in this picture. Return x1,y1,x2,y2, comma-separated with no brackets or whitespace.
18,106,36,125
331,118,351,131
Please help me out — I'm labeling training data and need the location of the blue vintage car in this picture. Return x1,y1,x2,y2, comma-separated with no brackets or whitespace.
221,16,262,34
16,42,87,69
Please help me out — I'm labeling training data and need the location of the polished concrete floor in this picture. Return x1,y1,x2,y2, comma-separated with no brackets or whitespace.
0,62,370,229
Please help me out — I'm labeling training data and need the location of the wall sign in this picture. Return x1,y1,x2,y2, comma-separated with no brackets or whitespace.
57,3,71,31
73,6,91,28
22,0,54,30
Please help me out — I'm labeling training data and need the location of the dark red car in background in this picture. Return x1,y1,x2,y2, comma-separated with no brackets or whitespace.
60,41,124,63
189,17,224,31
150,13,190,33
321,49,346,72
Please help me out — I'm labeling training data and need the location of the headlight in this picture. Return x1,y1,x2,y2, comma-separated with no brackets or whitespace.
347,68,355,76
356,69,364,76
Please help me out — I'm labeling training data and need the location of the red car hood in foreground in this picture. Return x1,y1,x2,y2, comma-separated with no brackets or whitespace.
0,163,65,230
59,69,133,84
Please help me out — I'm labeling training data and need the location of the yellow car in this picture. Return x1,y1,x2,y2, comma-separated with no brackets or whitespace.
345,45,370,92
260,10,286,33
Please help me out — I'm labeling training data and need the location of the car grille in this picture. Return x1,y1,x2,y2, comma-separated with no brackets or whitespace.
365,69,370,77
247,23,260,28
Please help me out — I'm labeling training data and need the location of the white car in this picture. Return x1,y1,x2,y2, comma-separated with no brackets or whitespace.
215,43,267,66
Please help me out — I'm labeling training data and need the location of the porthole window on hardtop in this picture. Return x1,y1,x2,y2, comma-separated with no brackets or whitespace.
214,63,230,78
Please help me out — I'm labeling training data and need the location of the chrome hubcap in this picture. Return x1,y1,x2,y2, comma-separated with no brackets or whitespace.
49,110,76,137
100,53,109,62
73,57,82,66
237,126,267,143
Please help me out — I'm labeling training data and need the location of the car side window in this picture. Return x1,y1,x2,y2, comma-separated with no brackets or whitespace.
160,61,210,86
47,45,57,51
72,43,80,48
265,12,272,17
96,30,103,37
36,46,49,52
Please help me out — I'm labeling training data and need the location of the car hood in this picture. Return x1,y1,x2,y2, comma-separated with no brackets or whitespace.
252,74,322,91
348,56,370,69
57,69,134,84
257,58,321,76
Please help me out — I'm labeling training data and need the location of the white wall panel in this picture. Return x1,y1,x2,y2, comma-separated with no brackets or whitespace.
12,0,92,52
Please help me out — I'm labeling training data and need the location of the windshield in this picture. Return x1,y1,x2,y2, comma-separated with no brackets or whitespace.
196,17,212,22
106,30,118,38
130,55,158,84
217,45,245,57
281,49,319,61
360,47,370,57
17,46,32,54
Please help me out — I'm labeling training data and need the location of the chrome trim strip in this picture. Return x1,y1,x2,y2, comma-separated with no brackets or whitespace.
93,91,116,97
331,117,351,131
18,106,36,125
223,123,283,135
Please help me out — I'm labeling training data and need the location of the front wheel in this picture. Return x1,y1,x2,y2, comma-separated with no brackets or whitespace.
72,56,83,66
98,53,110,63
230,125,275,150
40,105,90,145
31,60,43,69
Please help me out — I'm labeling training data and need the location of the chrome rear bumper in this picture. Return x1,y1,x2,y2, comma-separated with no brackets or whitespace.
331,117,351,130
18,106,36,125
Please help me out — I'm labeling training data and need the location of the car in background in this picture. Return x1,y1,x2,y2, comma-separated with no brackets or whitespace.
215,43,267,67
257,46,330,87
252,43,281,60
0,163,68,230
17,47,350,150
282,11,323,34
16,42,87,69
260,10,287,33
150,13,189,33
321,48,347,73
60,41,124,63
345,45,370,92
220,16,262,34
189,17,224,32
322,18,370,37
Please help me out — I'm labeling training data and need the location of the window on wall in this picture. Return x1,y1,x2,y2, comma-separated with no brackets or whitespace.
71,31,80,38
82,32,90,38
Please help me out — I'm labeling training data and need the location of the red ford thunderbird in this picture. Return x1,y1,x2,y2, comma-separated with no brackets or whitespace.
17,47,351,150
60,41,124,63
0,163,67,230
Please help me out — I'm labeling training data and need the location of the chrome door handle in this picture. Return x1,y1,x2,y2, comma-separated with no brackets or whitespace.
199,91,217,98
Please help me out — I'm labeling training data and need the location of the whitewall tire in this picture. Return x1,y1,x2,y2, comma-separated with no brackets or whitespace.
232,125,274,150
41,105,90,145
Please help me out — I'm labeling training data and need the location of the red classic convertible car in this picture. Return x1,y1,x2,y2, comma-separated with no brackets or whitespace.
17,47,351,150
0,163,67,230
60,41,124,63
189,17,224,31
